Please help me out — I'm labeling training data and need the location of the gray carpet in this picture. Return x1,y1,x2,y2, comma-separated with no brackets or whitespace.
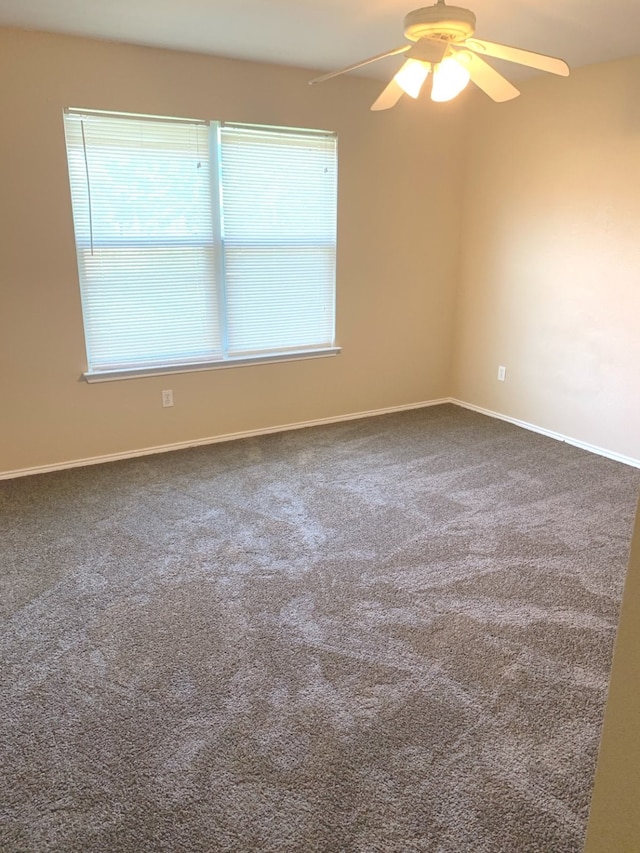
1,404,639,852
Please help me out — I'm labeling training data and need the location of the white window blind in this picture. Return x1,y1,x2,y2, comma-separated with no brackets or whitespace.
63,109,338,379
220,125,337,357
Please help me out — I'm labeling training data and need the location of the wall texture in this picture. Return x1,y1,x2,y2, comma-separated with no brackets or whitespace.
453,56,640,463
0,27,466,476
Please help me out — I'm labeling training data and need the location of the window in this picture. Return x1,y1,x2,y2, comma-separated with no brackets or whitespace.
63,109,338,380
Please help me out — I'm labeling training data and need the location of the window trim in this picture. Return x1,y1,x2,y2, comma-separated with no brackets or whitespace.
82,346,341,383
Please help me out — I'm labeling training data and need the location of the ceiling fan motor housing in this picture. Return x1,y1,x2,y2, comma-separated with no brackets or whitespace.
403,5,476,43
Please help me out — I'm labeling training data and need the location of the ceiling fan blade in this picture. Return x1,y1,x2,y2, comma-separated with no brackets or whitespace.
370,77,405,111
309,45,411,85
452,51,520,102
465,38,570,77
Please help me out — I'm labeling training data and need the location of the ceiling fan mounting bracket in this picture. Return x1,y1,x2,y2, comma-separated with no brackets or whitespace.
403,5,476,43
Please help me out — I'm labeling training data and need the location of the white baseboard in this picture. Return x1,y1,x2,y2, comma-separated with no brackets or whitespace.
1,398,450,480
4,396,638,480
451,398,640,470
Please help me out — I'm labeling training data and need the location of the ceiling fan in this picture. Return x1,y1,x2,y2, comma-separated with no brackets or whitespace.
309,0,570,109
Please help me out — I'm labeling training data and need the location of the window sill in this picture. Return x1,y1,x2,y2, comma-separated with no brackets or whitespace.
82,347,341,383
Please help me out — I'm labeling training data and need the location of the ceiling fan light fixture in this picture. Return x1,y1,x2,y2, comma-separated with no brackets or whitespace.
309,2,570,108
394,58,431,98
431,54,470,101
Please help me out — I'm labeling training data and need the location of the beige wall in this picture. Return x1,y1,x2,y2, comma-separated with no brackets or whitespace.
0,27,466,475
453,57,640,463
585,499,640,851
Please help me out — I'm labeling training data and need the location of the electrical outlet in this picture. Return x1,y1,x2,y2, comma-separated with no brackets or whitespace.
162,389,174,407
497,366,506,382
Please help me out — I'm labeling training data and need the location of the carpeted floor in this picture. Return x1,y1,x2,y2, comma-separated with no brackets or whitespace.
1,404,639,852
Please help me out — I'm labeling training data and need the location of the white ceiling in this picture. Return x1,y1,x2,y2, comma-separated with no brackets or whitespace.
1,0,639,82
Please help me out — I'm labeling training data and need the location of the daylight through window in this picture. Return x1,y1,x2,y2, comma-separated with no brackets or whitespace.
63,109,338,379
